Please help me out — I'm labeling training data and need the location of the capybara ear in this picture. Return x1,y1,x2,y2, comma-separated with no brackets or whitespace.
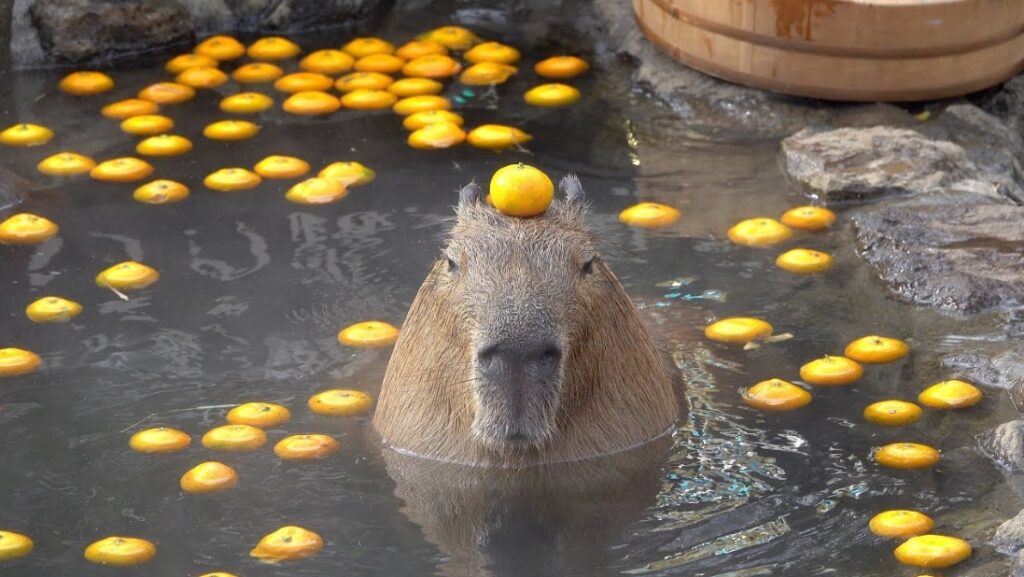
458,181,482,208
560,173,585,205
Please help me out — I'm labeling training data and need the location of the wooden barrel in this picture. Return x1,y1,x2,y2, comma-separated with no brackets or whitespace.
634,0,1024,101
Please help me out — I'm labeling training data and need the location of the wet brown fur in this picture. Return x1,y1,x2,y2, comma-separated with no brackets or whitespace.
373,178,680,466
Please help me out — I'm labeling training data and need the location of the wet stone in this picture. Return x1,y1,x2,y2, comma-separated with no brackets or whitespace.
994,508,1024,555
28,0,194,65
180,0,386,34
851,200,1024,314
934,447,1000,504
942,345,1024,394
978,419,1024,474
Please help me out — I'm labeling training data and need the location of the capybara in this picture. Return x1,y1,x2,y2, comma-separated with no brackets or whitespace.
373,175,682,466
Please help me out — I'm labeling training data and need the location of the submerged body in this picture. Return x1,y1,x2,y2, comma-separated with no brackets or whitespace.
373,175,682,467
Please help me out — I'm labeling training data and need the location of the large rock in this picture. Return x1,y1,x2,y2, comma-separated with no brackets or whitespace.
851,200,1024,313
994,508,1024,555
28,0,194,65
942,344,1024,394
979,419,1024,474
180,0,386,34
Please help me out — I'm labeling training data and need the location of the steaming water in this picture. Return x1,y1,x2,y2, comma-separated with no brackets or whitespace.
1,7,1019,577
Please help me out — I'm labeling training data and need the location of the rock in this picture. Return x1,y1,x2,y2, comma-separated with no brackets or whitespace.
587,0,913,139
979,419,1024,474
934,447,1000,504
780,126,987,204
178,0,386,34
851,200,1024,313
1015,550,1024,577
976,74,1024,147
994,508,1024,555
28,0,194,65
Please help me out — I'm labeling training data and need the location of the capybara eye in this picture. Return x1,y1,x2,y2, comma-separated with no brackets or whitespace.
446,257,459,273
580,258,596,276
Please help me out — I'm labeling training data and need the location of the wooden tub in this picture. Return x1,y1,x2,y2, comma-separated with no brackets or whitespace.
634,0,1024,101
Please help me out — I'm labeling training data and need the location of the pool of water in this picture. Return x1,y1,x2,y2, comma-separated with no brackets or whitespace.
1,5,1020,577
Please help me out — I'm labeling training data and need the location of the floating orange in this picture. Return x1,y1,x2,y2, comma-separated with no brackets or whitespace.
138,82,195,104
204,168,262,192
395,39,448,60
203,120,260,141
918,380,982,410
459,62,518,85
59,71,114,95
402,109,463,131
165,53,218,74
176,66,229,89
285,177,348,205
874,442,940,469
407,121,465,149
0,530,33,561
128,427,191,453
136,134,193,157
95,261,160,290
274,434,340,460
250,526,323,562
393,95,450,116
704,317,773,344
340,89,398,110
282,91,341,116
338,320,400,347
335,71,393,92
489,163,554,218
133,179,190,204
618,202,681,229
274,72,334,93
308,389,374,416
523,83,580,107
0,123,53,146
227,402,291,428
318,161,375,186
742,379,811,412
464,41,520,64
869,510,934,539
84,536,156,566
388,77,444,97
780,206,836,231
247,36,301,60
402,54,461,78
727,217,793,247
419,25,480,50
894,535,971,568
232,62,285,84
299,49,355,74
100,98,159,119
863,400,923,426
201,424,268,451
0,348,42,377
254,155,310,179
342,37,395,59
535,55,590,79
800,356,863,386
25,296,83,323
90,158,154,182
180,461,239,494
354,53,406,74
844,336,909,364
775,248,833,274
0,213,58,244
194,35,246,61
37,152,95,176
119,114,174,136
220,92,274,114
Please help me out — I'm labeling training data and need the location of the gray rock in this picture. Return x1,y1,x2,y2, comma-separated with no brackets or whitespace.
588,0,913,139
942,345,1024,393
935,447,1001,504
976,74,1024,146
994,508,1024,555
780,126,987,204
28,0,194,65
180,0,385,34
1015,549,1024,577
979,419,1024,473
851,200,1024,313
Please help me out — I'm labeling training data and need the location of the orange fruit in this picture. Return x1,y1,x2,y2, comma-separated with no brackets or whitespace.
407,121,465,149
0,213,58,244
220,92,275,114
133,180,189,204
844,336,909,364
799,356,863,386
863,400,922,426
201,424,267,451
402,54,461,78
274,72,334,93
0,348,42,377
318,161,375,187
84,536,156,566
869,510,934,539
418,25,480,50
194,35,246,61
340,89,397,110
342,37,395,59
523,83,581,107
58,71,114,95
388,77,444,97
775,248,833,274
247,36,301,60
459,62,518,85
337,321,400,347
742,379,811,412
703,317,772,344
232,62,285,84
203,120,260,141
395,39,448,60
273,434,340,460
354,53,406,74
728,218,793,247
299,49,354,74
464,41,520,64
918,380,982,409
402,109,464,131
180,461,239,494
618,202,681,229
119,114,174,136
25,296,83,323
488,163,554,217
137,82,195,104
0,123,53,146
165,53,218,73
894,535,971,568
874,442,940,469
282,91,341,116
780,206,836,231
250,526,323,562
0,531,33,561
100,98,159,119
128,427,191,453
95,261,159,290
308,389,374,416
136,134,192,157
90,158,154,183
37,152,96,176
534,55,589,79
254,155,310,179
204,168,262,192
335,71,393,92
226,402,291,428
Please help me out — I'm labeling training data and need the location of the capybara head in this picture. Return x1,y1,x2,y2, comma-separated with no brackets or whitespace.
373,175,680,466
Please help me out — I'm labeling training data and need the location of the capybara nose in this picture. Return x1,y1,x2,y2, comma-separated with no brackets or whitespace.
477,341,562,381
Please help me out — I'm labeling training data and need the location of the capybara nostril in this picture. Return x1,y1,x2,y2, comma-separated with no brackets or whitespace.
477,341,562,382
